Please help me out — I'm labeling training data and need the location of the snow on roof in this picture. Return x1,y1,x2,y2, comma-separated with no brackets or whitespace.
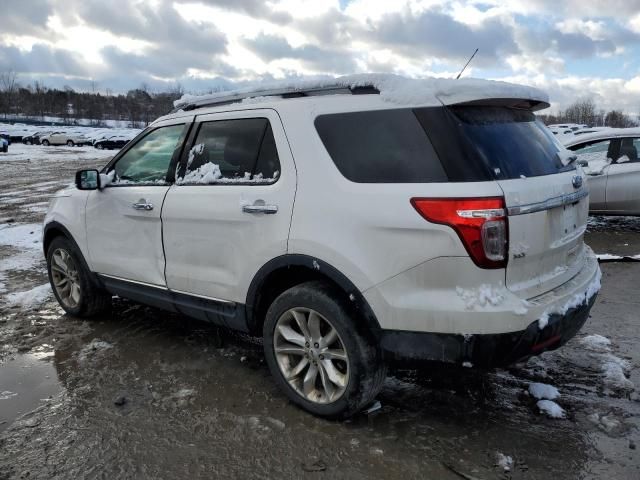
173,73,549,111
562,126,640,146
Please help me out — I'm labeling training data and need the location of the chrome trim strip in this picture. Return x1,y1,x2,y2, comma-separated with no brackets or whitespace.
170,288,236,305
507,189,588,216
99,273,167,290
98,274,235,305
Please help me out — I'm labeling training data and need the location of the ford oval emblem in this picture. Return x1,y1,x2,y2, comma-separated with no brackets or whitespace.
572,175,583,189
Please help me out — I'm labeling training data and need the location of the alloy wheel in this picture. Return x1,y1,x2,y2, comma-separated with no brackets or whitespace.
50,248,81,308
273,308,349,404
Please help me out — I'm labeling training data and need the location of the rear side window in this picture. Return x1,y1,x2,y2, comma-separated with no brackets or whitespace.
177,118,280,185
447,106,570,180
315,110,448,183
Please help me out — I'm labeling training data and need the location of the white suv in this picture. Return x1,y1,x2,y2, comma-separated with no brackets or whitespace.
43,75,601,418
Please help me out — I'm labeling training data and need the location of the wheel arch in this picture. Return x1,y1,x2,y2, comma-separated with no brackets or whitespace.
43,221,102,288
245,254,381,337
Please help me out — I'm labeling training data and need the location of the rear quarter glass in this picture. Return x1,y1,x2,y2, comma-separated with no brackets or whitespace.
315,106,573,184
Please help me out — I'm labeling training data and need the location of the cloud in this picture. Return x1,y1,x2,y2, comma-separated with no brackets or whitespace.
0,44,89,77
0,0,53,37
242,33,358,73
367,9,518,67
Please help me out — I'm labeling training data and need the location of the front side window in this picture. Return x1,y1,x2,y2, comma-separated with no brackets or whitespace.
111,124,184,185
569,139,613,175
176,118,280,185
617,138,640,163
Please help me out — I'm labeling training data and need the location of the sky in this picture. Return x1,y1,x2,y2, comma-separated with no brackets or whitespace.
1,0,640,114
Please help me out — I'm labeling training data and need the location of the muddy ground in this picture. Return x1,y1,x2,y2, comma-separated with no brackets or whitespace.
0,144,638,479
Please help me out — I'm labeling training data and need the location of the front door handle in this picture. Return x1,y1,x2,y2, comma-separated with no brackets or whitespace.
242,204,278,214
132,200,154,211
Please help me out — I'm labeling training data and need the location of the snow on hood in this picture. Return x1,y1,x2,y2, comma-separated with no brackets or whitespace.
174,73,549,110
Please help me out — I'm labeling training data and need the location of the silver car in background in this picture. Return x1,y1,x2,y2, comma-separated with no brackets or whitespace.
563,127,640,215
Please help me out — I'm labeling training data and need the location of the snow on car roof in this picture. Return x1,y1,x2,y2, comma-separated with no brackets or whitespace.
562,127,640,146
173,73,549,111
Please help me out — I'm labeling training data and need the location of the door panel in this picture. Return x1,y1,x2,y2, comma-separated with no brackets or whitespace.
85,119,192,286
585,168,607,211
162,109,296,303
85,186,170,285
605,162,640,214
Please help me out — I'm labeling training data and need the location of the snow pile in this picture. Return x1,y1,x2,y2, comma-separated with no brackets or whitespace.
580,334,611,352
537,264,602,330
537,399,566,418
456,284,506,309
588,413,621,432
176,162,279,185
596,253,640,262
495,452,513,472
175,73,548,109
186,143,205,168
602,354,634,390
5,283,51,308
528,382,560,400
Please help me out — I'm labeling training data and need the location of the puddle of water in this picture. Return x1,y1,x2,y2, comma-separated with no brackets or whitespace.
0,353,62,433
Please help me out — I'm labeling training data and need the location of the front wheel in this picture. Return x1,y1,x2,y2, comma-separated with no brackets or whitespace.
263,281,386,418
47,236,111,317
66,140,74,146
42,140,50,146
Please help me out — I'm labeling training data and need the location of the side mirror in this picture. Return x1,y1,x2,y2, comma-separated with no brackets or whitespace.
75,169,100,190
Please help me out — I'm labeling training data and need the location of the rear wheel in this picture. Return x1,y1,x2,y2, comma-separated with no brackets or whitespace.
263,281,386,418
2,144,6,153
47,236,111,317
66,140,74,146
42,139,50,146
97,143,104,150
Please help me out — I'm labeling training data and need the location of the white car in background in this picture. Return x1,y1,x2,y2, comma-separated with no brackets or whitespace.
40,131,89,146
564,127,640,215
1,136,8,153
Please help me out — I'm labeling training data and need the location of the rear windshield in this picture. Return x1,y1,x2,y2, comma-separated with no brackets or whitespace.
447,106,571,180
315,106,570,183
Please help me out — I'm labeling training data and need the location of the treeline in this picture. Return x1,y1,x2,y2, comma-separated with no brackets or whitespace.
538,98,639,128
0,71,182,127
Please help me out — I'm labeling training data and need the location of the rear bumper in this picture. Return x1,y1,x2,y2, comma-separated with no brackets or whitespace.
381,293,596,367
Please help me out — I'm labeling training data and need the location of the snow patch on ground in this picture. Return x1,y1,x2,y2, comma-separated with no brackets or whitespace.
602,354,634,390
580,334,611,352
0,391,19,400
5,283,51,308
537,399,566,418
78,339,113,363
495,452,513,472
528,382,560,400
0,223,44,293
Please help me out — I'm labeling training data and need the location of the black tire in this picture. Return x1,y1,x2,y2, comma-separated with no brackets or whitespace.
97,144,104,150
66,140,74,146
2,144,6,153
46,236,111,317
263,281,386,419
42,140,50,146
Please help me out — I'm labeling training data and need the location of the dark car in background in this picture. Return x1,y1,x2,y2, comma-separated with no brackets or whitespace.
22,131,47,145
0,131,10,146
94,135,131,150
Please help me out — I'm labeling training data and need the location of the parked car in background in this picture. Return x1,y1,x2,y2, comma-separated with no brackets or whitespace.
22,131,47,145
40,131,89,146
44,75,600,418
1,137,8,153
564,127,640,215
93,135,131,150
0,131,10,146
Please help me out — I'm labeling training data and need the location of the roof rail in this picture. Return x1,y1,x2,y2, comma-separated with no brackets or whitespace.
172,84,379,112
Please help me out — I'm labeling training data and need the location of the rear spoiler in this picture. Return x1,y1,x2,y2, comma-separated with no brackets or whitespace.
445,97,550,112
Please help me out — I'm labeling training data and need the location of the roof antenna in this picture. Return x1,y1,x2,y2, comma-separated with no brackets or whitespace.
456,48,478,79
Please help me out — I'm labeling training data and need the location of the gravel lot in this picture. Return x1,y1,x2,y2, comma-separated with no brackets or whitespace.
1,144,638,479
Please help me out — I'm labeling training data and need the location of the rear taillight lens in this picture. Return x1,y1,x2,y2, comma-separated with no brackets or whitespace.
411,197,508,269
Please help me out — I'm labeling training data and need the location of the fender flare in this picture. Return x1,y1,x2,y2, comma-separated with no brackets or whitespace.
245,254,381,335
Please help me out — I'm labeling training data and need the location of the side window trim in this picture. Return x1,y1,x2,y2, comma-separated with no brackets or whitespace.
102,121,192,187
175,116,280,186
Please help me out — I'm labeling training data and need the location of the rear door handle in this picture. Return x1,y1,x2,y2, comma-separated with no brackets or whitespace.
132,200,154,211
242,204,278,214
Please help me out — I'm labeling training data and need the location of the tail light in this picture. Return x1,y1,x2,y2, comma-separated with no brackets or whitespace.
411,197,508,269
